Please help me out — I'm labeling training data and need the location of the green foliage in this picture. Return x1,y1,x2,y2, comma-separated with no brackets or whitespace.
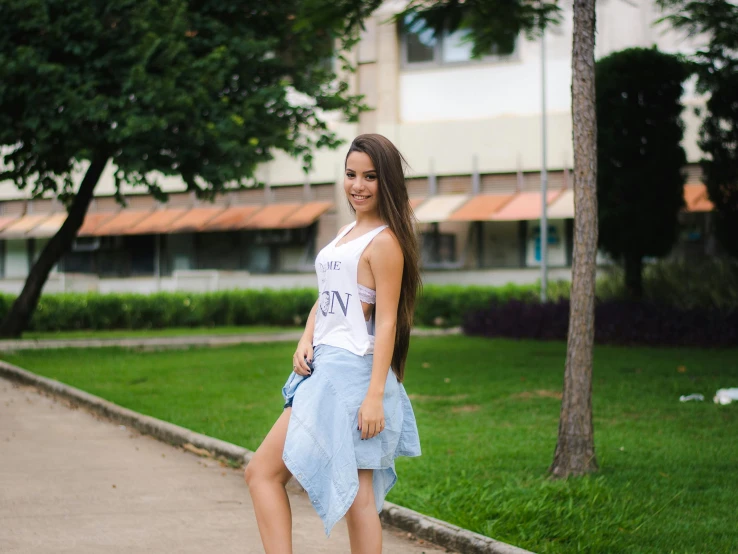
399,0,561,58
22,289,317,332
6,336,738,553
595,47,689,294
656,0,738,257
415,282,569,327
595,258,738,311
0,0,365,201
1,270,734,334
0,283,571,333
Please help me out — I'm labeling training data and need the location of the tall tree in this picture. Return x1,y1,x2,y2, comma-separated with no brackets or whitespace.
657,0,738,257
0,0,369,337
596,48,689,298
370,0,601,477
549,0,599,478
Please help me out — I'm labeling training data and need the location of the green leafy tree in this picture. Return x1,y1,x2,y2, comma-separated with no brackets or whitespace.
657,0,738,257
595,48,689,298
0,0,369,337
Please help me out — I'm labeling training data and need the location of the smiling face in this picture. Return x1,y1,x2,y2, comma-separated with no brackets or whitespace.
344,151,379,216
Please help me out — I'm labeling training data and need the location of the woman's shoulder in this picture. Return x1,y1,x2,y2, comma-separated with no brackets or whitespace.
369,226,402,257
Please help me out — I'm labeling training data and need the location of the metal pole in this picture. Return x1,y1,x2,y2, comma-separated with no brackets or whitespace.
540,28,549,303
154,234,161,291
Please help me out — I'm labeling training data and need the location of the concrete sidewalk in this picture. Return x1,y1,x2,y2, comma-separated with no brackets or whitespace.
0,327,461,352
0,378,448,554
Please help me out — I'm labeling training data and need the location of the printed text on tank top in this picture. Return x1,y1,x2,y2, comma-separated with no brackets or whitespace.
312,221,388,355
336,223,382,321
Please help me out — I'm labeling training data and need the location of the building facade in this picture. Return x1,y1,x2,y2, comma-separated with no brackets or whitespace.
0,0,719,294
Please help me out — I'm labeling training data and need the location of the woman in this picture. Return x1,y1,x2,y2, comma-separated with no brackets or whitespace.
244,134,422,553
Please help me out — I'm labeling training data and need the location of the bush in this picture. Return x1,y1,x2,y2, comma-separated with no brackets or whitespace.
414,281,570,327
0,289,318,333
595,258,738,310
0,283,567,333
463,299,738,348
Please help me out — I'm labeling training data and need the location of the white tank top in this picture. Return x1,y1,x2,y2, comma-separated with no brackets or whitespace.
312,221,389,356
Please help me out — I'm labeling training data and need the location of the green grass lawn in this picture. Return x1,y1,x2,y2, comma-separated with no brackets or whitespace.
3,336,737,553
17,325,301,340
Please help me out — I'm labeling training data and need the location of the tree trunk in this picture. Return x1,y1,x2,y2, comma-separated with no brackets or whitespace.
623,252,643,300
0,155,108,338
550,0,599,478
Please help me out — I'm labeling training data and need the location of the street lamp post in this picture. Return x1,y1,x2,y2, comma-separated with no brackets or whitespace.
540,28,549,303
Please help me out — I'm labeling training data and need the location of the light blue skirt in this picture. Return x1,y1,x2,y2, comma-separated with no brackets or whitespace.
281,344,421,536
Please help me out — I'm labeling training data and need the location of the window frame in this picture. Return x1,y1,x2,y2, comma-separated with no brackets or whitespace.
399,21,520,70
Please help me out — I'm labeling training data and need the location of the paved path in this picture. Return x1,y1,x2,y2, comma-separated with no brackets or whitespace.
0,327,461,352
0,378,448,554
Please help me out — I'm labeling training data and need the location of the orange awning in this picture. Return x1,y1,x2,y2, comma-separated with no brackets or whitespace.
448,194,514,222
128,208,188,235
28,213,68,238
684,184,714,212
166,206,228,234
201,205,260,232
491,191,562,221
0,214,51,238
245,203,301,229
78,212,118,236
278,201,332,229
0,215,20,233
91,210,153,236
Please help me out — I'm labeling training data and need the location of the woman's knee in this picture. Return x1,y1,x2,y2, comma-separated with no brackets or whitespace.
346,470,376,517
244,452,291,488
243,460,258,486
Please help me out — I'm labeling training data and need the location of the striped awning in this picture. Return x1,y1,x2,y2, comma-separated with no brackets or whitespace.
28,213,68,238
128,208,188,235
409,197,425,209
491,191,562,221
167,206,228,234
448,194,514,222
683,184,714,212
90,210,153,236
414,195,469,223
201,205,261,232
245,203,302,229
0,214,51,238
79,212,118,236
278,201,332,229
546,189,574,219
0,215,19,233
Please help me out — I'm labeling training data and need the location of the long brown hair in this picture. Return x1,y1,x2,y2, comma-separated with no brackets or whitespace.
345,134,421,382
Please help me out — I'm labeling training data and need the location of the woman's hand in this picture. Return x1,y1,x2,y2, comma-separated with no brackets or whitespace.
292,337,314,376
358,394,385,440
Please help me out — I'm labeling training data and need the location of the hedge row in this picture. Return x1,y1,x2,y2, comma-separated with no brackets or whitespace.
462,299,738,348
0,283,555,332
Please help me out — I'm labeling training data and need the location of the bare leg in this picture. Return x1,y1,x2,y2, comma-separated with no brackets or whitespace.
244,407,294,554
345,469,382,554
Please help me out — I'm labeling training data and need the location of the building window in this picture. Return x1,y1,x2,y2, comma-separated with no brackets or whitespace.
421,226,457,267
401,16,516,68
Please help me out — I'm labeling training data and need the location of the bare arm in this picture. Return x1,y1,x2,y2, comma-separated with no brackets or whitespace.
358,231,404,440
293,299,318,376
293,223,350,376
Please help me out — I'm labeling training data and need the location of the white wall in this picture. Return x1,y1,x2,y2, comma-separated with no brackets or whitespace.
393,0,705,170
4,240,28,279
